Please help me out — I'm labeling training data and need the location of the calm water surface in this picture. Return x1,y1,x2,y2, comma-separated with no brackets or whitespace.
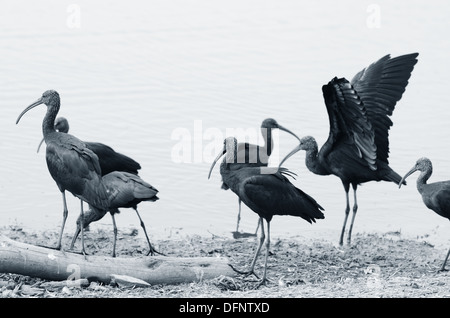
1,0,449,249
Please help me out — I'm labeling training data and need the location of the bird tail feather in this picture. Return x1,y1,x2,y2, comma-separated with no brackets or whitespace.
134,184,159,201
386,170,406,185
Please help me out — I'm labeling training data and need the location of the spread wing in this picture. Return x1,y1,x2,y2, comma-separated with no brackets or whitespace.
321,53,419,170
350,53,419,163
322,77,377,170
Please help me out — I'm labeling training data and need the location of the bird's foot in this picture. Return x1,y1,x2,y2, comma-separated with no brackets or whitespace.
338,236,353,247
41,245,68,257
63,246,84,256
249,276,275,289
66,245,87,256
45,244,67,256
69,242,76,251
254,278,270,289
229,264,259,279
146,246,165,257
437,267,448,273
59,247,68,257
37,244,61,252
80,248,89,259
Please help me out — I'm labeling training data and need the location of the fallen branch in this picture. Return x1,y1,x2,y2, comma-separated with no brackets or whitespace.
0,234,235,285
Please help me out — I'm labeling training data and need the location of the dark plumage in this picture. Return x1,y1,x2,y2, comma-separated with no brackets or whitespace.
281,53,419,245
16,90,109,253
399,157,450,271
70,171,160,257
222,118,301,235
37,116,144,251
209,137,324,285
37,117,141,176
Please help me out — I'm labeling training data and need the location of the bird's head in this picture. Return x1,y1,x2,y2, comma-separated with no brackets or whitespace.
16,90,60,124
298,136,318,151
55,117,69,133
414,157,433,172
261,118,279,129
40,90,60,105
208,137,238,179
399,157,431,188
276,136,317,169
71,206,108,246
261,118,301,142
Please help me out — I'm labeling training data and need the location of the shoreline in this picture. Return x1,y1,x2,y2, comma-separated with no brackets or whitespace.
0,225,449,298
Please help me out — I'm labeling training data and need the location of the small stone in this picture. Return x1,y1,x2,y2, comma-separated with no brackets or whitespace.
88,281,107,291
61,286,72,295
110,274,151,288
20,284,44,296
0,280,9,288
2,290,13,297
66,279,90,289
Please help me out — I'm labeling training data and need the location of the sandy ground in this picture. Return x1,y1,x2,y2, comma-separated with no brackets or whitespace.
0,224,449,298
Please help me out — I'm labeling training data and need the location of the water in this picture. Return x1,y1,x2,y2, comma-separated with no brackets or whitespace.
1,0,449,249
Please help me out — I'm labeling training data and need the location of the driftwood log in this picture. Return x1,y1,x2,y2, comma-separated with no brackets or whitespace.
0,235,236,285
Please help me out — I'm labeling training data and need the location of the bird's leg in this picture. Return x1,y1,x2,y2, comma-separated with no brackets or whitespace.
438,247,450,272
236,198,242,233
134,208,164,256
79,200,88,256
69,222,81,251
110,213,117,258
231,218,264,278
249,218,265,271
56,191,68,250
254,218,260,236
339,185,351,246
347,186,358,245
257,221,271,288
233,217,265,279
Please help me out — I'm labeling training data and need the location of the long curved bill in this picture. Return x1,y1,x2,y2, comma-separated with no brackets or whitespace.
37,138,45,153
208,146,226,179
16,97,44,124
278,124,301,143
278,143,302,169
399,166,417,188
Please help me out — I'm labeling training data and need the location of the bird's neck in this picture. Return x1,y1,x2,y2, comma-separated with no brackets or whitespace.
220,161,254,194
416,169,432,193
261,127,274,156
42,103,60,138
305,143,329,176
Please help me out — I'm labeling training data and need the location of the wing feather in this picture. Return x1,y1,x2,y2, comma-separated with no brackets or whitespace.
351,53,419,163
426,183,450,220
46,134,109,209
322,77,377,170
240,174,324,223
86,142,141,176
103,171,159,209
